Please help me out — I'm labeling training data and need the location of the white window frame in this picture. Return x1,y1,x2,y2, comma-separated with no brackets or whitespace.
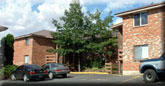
133,12,148,27
24,55,29,64
25,37,30,45
134,45,149,60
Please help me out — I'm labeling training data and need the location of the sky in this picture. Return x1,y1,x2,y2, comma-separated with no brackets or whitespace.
0,0,164,40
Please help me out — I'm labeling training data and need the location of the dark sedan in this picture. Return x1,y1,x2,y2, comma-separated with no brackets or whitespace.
10,64,48,82
42,63,70,79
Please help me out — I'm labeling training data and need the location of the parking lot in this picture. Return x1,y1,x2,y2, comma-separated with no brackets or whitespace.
0,74,165,86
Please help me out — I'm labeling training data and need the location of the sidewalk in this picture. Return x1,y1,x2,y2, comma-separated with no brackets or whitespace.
70,72,109,74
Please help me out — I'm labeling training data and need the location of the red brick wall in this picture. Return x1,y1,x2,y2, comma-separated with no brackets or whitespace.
122,7,164,74
13,37,33,66
32,36,57,66
14,36,58,66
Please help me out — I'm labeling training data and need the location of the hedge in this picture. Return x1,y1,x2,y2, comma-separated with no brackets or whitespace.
0,65,18,79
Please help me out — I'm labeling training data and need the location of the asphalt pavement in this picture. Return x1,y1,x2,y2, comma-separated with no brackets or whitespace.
0,74,165,86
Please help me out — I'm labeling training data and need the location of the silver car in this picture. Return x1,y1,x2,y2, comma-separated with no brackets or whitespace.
42,63,70,79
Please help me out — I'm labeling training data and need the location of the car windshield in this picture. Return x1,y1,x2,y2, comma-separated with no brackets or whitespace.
160,52,165,58
26,65,41,70
51,63,64,68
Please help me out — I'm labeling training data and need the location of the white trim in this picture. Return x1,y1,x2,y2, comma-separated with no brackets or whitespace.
134,45,149,60
123,70,140,75
116,4,164,17
24,55,29,64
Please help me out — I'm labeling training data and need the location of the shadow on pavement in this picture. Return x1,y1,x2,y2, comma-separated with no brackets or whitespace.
29,75,74,82
1,82,165,86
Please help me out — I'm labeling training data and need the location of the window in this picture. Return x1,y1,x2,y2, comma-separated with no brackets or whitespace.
25,37,30,45
134,45,148,60
16,66,24,71
26,65,41,70
24,55,29,64
134,12,148,26
51,63,64,68
42,65,50,69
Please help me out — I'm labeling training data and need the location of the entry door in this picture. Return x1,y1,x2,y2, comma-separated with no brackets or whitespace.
24,56,29,64
120,61,123,74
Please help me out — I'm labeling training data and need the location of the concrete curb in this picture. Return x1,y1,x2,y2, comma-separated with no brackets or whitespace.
70,72,109,74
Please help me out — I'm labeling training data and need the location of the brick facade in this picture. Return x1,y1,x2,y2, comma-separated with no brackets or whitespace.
13,35,58,66
32,36,57,66
13,37,33,65
121,7,165,75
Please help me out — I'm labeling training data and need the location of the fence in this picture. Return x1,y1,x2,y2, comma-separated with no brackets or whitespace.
105,61,120,74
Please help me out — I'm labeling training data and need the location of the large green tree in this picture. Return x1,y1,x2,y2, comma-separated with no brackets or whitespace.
48,0,117,71
84,10,116,57
1,34,14,65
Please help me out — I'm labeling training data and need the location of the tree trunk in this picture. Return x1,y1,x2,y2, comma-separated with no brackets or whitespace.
78,54,81,72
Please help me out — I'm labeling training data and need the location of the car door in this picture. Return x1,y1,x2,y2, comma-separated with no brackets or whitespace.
19,66,25,79
14,66,24,79
42,64,50,71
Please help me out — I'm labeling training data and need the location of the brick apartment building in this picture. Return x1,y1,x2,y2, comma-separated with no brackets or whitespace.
111,2,165,75
0,25,8,68
13,30,63,66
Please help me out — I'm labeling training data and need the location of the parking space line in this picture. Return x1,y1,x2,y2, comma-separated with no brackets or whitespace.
119,75,141,83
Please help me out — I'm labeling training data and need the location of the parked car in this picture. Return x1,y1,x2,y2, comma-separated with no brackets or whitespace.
139,53,165,83
10,64,48,82
42,63,70,79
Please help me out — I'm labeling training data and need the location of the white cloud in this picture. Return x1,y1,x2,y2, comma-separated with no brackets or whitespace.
0,0,72,39
104,0,164,12
0,0,96,40
0,0,164,40
114,18,122,24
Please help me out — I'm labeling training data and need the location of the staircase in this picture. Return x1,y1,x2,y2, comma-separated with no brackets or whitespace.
45,55,57,63
105,63,112,73
118,49,123,60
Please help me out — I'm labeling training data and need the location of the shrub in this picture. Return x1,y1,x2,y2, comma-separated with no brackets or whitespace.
81,57,105,70
0,65,18,79
0,67,5,79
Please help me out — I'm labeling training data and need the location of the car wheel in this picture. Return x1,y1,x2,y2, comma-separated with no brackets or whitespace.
23,74,29,82
11,74,16,80
143,69,157,83
48,72,53,79
62,74,67,78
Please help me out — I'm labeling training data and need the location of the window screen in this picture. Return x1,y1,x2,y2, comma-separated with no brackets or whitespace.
134,14,140,26
141,12,148,25
134,45,148,60
24,55,29,64
134,12,148,26
26,37,29,45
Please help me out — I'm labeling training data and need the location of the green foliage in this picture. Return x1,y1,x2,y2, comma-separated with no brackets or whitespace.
0,67,5,77
49,1,86,56
49,0,117,70
49,0,116,55
1,34,14,65
0,65,18,78
82,58,105,69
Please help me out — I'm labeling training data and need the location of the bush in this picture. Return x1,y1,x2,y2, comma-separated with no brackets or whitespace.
81,57,105,70
0,65,18,79
0,67,5,79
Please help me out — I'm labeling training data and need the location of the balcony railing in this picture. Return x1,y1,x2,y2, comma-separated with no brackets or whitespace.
118,49,123,60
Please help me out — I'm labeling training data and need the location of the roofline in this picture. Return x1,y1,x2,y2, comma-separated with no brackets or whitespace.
0,26,8,32
111,23,123,29
14,30,53,40
14,34,32,40
14,34,53,40
115,2,165,17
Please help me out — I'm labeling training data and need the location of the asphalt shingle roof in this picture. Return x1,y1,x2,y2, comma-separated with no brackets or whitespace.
15,30,54,39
